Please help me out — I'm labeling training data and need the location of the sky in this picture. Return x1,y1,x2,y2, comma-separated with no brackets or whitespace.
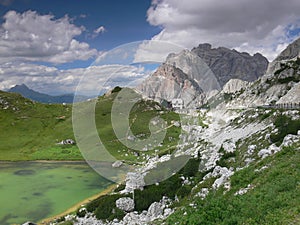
0,0,299,95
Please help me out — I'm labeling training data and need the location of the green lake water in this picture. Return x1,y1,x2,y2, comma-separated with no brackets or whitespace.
0,161,113,225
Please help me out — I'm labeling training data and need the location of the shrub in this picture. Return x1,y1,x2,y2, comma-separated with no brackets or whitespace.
86,193,128,221
176,185,192,198
270,115,300,145
111,86,122,93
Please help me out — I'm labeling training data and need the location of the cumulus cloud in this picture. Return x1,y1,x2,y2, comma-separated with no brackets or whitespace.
0,62,149,96
0,10,98,64
146,0,300,61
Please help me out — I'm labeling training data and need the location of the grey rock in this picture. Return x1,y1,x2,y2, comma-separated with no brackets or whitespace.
147,202,164,219
223,79,249,94
267,37,300,74
137,63,205,108
112,160,123,168
123,172,145,193
192,44,268,86
116,197,135,212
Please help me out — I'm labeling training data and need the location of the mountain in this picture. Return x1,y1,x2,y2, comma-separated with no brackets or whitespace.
191,43,269,86
217,38,300,108
49,38,300,225
267,37,300,74
137,43,268,108
137,63,205,108
8,84,88,103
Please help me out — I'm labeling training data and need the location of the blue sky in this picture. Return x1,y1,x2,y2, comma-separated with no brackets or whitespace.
0,0,299,95
0,0,161,69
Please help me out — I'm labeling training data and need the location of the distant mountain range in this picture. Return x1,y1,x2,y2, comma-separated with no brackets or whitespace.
8,84,88,103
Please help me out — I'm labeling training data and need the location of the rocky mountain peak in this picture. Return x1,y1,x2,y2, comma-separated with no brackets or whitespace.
191,44,269,86
137,63,204,108
275,37,300,61
267,37,300,74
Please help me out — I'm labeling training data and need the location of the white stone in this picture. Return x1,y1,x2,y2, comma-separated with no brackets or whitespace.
147,202,164,219
247,145,256,155
116,197,135,212
112,160,123,168
123,172,145,193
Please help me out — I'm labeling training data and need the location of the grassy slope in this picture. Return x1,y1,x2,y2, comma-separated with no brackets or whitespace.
165,109,300,225
0,91,77,160
0,89,180,162
166,144,300,225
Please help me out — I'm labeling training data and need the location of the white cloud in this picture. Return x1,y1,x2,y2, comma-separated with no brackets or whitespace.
90,25,106,39
0,62,150,96
94,26,106,34
134,40,185,63
0,10,98,64
147,0,300,61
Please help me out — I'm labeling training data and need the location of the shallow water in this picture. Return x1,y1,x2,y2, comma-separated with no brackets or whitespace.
0,161,112,225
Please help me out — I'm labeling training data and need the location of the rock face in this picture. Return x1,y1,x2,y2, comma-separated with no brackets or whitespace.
137,43,268,108
123,172,145,193
277,82,300,104
267,37,300,74
165,50,221,93
274,37,300,61
192,44,268,86
223,79,250,94
116,197,135,212
137,63,204,108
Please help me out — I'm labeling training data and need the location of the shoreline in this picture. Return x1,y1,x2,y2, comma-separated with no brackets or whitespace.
38,183,118,225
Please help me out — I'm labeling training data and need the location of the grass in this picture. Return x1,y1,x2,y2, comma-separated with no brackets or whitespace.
166,144,300,224
0,88,181,162
0,91,78,161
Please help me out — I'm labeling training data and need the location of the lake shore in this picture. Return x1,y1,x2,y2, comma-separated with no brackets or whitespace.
38,183,118,225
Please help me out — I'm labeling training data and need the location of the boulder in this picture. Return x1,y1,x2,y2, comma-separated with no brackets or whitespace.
116,197,135,212
123,172,145,193
112,160,123,168
147,202,164,219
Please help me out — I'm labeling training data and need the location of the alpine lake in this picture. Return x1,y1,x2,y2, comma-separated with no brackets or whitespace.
0,161,113,225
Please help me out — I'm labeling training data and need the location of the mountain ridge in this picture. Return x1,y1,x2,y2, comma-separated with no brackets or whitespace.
8,84,88,103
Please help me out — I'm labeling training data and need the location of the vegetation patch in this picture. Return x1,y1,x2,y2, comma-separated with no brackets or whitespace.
270,114,300,145
166,145,300,224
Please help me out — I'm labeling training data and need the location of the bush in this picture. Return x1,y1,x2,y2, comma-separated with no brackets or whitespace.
176,185,192,198
86,194,128,221
180,158,201,177
111,86,122,93
76,208,86,217
135,158,202,211
270,115,300,145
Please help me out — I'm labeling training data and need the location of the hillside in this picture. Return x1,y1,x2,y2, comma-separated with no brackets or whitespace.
0,87,180,162
48,39,300,225
0,90,77,160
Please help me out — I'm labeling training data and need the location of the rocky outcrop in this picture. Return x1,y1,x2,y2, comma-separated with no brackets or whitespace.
277,82,300,104
267,37,300,74
123,172,145,193
137,43,268,109
116,197,135,212
191,44,268,86
137,63,205,108
165,50,221,93
222,79,250,94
